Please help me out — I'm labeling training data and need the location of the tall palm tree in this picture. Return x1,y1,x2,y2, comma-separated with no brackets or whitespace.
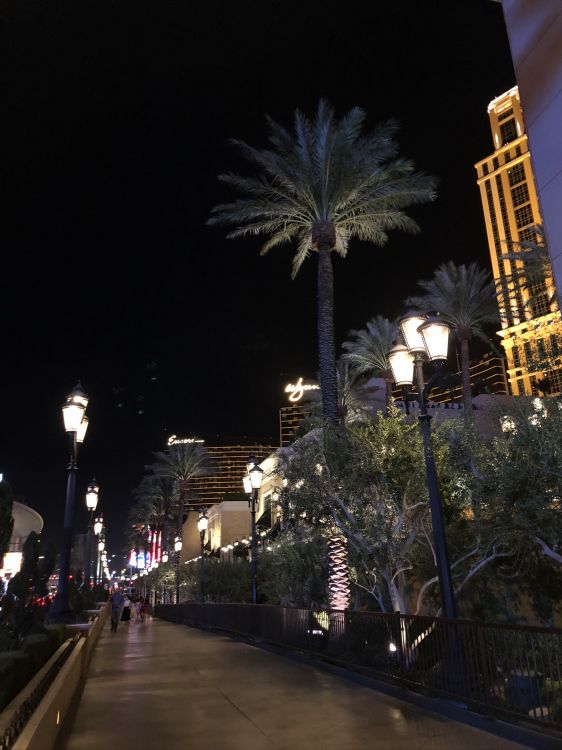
406,261,498,412
132,474,177,555
149,443,216,531
208,100,436,425
342,316,397,411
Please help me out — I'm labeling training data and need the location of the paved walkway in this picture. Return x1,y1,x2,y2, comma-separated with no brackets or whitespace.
60,616,529,750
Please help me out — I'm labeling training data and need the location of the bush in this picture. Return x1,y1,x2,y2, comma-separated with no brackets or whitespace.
22,634,52,672
0,650,32,711
44,624,67,652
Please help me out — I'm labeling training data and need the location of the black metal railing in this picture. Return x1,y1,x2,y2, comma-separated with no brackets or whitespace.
155,603,562,733
0,635,80,750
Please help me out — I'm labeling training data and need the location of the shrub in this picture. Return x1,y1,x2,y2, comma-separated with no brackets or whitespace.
0,650,32,711
44,624,67,652
22,634,51,672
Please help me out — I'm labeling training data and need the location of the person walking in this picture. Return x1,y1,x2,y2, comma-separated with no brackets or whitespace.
121,594,131,622
110,589,124,632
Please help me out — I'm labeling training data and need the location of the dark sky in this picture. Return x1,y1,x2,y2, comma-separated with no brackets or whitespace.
0,0,515,556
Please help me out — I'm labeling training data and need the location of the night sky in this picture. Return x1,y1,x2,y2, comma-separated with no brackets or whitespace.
0,1,515,555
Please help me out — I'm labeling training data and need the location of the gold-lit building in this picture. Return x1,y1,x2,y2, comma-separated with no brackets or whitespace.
279,404,310,447
475,86,561,396
427,354,508,404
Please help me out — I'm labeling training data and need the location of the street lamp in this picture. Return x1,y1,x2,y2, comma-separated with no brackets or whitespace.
52,383,89,621
387,312,456,619
84,478,99,589
245,456,263,605
162,550,169,563
197,511,209,603
174,534,182,604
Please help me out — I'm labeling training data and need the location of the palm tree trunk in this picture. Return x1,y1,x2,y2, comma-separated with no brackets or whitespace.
460,337,472,414
317,244,339,425
384,373,393,415
328,535,350,609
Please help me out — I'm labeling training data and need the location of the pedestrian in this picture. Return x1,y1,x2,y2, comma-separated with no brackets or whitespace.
140,597,149,623
121,594,131,622
110,589,124,632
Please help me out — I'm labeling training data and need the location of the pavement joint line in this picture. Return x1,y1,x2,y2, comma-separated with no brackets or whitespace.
213,683,283,750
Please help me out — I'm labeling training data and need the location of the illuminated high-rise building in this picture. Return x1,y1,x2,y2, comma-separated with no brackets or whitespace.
475,86,561,396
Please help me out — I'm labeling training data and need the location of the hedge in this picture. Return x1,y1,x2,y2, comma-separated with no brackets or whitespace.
0,651,32,711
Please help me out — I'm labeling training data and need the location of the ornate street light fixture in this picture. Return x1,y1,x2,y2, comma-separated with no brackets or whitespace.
174,534,183,604
197,511,209,603
53,383,89,621
387,313,456,619
246,457,263,604
84,478,99,589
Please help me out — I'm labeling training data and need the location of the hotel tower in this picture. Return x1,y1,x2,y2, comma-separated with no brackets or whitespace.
475,86,561,396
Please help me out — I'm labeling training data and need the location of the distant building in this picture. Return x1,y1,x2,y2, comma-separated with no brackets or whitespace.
171,438,276,559
474,86,561,395
426,354,509,403
279,404,310,447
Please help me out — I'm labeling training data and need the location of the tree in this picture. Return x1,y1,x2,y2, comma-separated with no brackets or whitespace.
129,474,177,558
485,398,562,572
148,443,216,530
0,481,14,569
407,262,498,413
342,315,397,411
279,415,509,616
208,100,436,425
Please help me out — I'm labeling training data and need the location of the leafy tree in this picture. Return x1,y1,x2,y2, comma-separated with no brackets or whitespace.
258,526,329,607
278,414,509,615
407,262,498,413
342,315,397,411
208,101,436,424
484,398,562,571
0,481,14,568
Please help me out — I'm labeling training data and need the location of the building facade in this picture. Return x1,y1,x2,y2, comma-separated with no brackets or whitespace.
475,86,561,395
497,0,562,306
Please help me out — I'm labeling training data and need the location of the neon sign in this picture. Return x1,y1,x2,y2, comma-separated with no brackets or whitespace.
284,377,320,402
167,435,205,446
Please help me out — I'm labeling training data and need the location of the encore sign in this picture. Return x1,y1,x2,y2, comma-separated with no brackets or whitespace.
167,435,205,446
284,377,320,403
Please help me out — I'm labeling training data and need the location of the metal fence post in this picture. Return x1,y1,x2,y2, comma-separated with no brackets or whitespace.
475,620,491,713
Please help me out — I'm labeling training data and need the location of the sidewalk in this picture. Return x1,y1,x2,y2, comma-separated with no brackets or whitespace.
59,616,529,750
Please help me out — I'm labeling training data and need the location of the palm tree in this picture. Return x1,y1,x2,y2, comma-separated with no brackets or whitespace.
342,316,397,411
208,100,436,425
149,443,216,532
406,261,498,412
131,474,177,556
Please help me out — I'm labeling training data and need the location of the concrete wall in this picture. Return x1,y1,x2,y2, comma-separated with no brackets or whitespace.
0,603,109,750
501,0,562,300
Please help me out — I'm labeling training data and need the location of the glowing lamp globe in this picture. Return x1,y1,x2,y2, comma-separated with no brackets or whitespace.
85,479,99,511
197,514,209,533
387,344,415,387
418,316,450,362
399,312,427,354
250,463,263,490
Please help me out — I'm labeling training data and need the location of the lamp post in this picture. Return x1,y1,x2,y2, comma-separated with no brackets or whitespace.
52,383,89,621
245,456,263,605
93,515,103,587
84,479,99,589
197,511,208,603
174,534,182,604
387,312,457,619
